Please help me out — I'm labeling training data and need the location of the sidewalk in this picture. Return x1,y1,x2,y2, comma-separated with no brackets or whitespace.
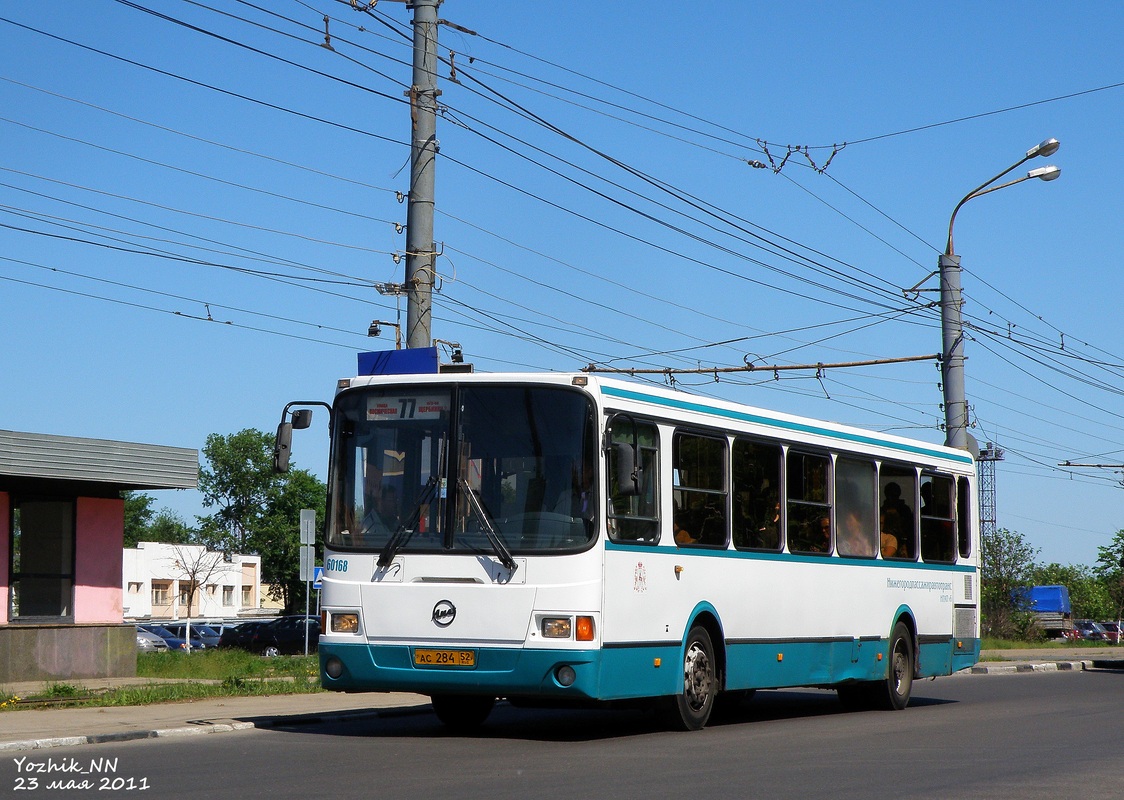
0,681,429,752
2,649,1123,751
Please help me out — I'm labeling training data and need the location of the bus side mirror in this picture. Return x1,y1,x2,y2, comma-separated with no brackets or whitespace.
615,442,640,497
272,403,329,473
274,422,294,473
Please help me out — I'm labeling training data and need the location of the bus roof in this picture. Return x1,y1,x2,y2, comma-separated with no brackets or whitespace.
338,370,974,470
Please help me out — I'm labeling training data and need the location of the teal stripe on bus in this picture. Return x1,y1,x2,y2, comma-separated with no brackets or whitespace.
600,384,974,466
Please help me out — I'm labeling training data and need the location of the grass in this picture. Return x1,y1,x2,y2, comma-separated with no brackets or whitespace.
2,650,323,711
981,637,1116,651
138,648,318,681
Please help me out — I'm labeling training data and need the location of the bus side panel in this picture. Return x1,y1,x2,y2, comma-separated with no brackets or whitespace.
599,546,688,700
597,644,681,699
604,544,977,694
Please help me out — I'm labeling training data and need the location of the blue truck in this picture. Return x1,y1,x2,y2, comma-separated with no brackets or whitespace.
1013,585,1074,639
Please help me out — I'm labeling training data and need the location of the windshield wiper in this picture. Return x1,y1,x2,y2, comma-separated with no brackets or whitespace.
457,478,517,572
376,476,439,567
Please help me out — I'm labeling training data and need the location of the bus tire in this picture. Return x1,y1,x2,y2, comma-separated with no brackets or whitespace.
431,694,495,731
875,622,914,711
665,625,717,731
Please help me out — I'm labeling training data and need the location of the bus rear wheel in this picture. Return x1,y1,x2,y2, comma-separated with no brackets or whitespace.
431,694,495,731
878,622,915,710
664,625,717,731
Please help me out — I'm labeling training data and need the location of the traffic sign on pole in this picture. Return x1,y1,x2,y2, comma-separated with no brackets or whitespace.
299,543,314,582
300,508,316,545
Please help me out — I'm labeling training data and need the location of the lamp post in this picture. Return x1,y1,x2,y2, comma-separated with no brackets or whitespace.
940,138,1061,451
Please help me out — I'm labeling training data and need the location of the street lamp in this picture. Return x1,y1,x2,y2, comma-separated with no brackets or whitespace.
940,138,1061,451
368,319,402,350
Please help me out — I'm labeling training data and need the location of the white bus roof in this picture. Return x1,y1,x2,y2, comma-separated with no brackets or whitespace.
338,371,973,470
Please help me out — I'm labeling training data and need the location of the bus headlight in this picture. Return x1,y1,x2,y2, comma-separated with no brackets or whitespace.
330,613,359,634
541,618,571,638
555,665,576,687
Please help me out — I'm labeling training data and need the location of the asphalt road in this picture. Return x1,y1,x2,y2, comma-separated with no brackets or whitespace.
6,669,1122,799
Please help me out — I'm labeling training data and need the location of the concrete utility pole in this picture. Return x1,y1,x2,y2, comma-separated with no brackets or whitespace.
940,138,1060,450
403,0,442,349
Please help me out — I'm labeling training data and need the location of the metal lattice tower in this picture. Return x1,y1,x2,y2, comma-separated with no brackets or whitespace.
977,442,1005,538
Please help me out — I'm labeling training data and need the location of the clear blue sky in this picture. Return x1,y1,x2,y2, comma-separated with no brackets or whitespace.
3,1,1122,567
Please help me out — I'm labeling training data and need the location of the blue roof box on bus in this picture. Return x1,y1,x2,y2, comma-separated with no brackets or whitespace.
358,348,438,376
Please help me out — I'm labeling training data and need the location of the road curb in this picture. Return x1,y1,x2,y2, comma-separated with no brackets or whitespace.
967,660,1093,675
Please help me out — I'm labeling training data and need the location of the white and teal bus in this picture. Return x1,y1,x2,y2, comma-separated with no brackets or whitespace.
280,368,979,730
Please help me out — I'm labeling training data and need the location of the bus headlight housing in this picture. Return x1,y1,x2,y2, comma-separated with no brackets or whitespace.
330,612,359,634
540,616,595,640
541,617,571,638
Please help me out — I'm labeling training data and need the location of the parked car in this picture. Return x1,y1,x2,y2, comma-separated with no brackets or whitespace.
218,621,270,650
164,623,221,649
1099,621,1122,644
250,615,321,657
138,620,195,651
135,626,169,652
1073,619,1110,641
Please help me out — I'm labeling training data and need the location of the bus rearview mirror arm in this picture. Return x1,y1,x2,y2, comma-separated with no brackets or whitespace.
273,401,332,473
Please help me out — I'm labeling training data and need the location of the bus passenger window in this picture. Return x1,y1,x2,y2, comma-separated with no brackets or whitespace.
957,476,972,558
732,439,782,551
672,432,728,547
607,419,660,543
920,474,955,563
786,451,831,555
836,458,877,558
879,466,917,560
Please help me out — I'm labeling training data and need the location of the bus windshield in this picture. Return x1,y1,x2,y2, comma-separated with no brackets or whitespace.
327,384,597,555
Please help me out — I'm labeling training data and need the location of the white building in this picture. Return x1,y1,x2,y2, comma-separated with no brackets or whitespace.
123,541,264,621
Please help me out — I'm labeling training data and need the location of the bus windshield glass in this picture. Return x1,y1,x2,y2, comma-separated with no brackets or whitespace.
327,384,597,554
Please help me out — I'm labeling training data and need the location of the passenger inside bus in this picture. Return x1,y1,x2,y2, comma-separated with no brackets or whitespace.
361,483,401,536
879,481,913,558
839,508,876,557
673,517,696,544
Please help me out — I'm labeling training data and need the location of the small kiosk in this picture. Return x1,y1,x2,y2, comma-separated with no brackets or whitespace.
1,430,197,683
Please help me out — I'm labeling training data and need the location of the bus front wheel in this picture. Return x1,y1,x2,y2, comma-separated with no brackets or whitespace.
431,694,495,731
665,625,717,731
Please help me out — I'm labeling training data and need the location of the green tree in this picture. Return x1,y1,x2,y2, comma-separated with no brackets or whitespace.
122,492,196,546
197,429,277,554
258,469,326,612
197,428,325,613
1094,530,1124,625
122,491,155,547
149,508,195,545
981,527,1039,638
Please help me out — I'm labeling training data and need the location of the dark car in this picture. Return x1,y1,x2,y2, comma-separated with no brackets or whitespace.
250,615,321,657
1074,619,1110,641
140,624,196,652
217,621,270,650
164,623,221,649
